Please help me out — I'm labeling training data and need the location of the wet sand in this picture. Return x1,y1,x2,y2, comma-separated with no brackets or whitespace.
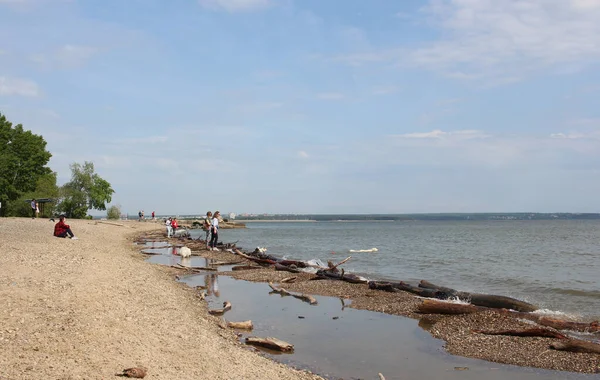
138,231,600,376
0,218,322,380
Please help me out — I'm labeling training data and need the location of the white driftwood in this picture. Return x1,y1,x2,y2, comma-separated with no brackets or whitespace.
208,301,232,315
227,320,254,330
245,336,294,352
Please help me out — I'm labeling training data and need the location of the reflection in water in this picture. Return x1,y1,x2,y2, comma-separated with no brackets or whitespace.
205,273,220,297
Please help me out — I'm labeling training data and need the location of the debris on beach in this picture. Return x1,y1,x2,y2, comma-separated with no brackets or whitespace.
268,282,318,305
208,301,232,315
245,336,294,352
116,367,147,378
227,320,254,330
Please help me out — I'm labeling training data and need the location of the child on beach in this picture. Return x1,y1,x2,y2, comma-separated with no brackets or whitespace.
209,211,220,251
203,211,212,248
53,215,78,240
31,199,37,219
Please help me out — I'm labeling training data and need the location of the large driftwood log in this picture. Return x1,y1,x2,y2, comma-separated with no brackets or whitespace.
549,339,600,354
233,248,276,266
274,263,300,273
281,276,297,283
245,337,294,352
227,320,254,330
208,301,232,315
417,299,481,315
174,264,217,271
473,328,567,340
419,280,538,312
368,281,448,298
268,282,318,305
316,268,367,284
535,317,600,334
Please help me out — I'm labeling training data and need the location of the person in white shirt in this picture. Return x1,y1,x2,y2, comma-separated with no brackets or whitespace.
165,217,173,238
209,211,220,251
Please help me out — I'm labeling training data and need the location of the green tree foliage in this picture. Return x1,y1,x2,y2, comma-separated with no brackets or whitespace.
57,162,115,219
0,113,52,216
106,204,121,220
6,172,59,217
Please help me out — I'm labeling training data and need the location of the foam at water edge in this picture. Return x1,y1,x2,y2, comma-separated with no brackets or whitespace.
532,308,581,320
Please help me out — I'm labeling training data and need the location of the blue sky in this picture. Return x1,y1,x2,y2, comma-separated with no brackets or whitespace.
1,0,600,215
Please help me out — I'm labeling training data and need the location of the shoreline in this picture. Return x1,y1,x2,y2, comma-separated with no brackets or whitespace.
136,228,600,375
0,218,322,380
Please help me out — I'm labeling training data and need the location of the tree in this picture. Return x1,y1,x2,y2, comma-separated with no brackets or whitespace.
57,162,115,219
0,113,52,216
5,172,59,217
106,204,121,220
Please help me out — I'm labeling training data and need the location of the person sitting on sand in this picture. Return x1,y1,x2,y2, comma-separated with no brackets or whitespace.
53,215,78,240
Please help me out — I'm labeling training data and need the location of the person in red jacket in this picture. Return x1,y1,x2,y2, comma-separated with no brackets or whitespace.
54,215,78,240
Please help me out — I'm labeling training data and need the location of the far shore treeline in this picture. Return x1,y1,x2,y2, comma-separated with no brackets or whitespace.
236,213,600,222
0,113,115,219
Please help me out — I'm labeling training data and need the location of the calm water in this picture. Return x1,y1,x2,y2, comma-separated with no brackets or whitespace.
193,220,600,319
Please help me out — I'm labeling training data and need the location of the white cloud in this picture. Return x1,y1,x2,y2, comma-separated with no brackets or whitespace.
0,76,39,96
198,0,270,12
298,150,309,159
411,0,600,80
316,92,345,100
31,44,99,69
394,129,489,140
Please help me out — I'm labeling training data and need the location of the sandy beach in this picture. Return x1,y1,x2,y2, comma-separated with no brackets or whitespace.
0,218,322,380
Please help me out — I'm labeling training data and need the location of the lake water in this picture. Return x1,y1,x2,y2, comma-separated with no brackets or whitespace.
192,220,600,320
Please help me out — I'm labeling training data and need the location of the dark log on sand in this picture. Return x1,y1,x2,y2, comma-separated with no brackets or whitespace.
211,260,244,266
231,265,263,271
534,317,600,334
473,328,567,340
233,248,276,266
281,276,297,284
208,301,232,315
275,263,300,273
550,339,600,354
417,299,481,315
419,280,538,312
368,281,448,298
227,320,253,330
268,282,318,305
279,260,308,268
245,337,294,352
316,268,368,284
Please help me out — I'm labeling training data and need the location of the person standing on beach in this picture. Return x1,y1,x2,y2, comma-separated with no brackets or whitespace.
31,199,37,219
165,217,173,237
151,211,155,220
209,211,220,251
203,211,212,248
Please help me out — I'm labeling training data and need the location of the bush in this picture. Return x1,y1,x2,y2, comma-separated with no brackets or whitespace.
107,205,121,220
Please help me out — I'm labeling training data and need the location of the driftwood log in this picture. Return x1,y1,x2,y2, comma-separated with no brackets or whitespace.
418,280,538,312
549,339,600,354
369,281,447,298
281,276,297,284
174,264,217,271
274,263,300,273
231,265,263,271
227,320,254,330
473,328,567,340
268,282,318,305
316,268,367,284
418,299,480,315
208,301,232,315
233,249,276,266
245,337,294,352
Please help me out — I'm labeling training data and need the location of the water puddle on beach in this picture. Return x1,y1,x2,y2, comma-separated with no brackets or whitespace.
138,243,596,380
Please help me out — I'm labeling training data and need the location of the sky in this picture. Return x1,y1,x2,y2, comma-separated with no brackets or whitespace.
1,0,600,215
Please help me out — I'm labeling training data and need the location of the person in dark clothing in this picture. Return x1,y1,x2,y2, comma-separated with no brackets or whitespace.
53,215,78,239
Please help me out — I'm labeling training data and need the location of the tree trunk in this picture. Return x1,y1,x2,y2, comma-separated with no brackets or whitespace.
231,265,262,271
274,263,300,273
245,337,294,352
418,280,538,312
